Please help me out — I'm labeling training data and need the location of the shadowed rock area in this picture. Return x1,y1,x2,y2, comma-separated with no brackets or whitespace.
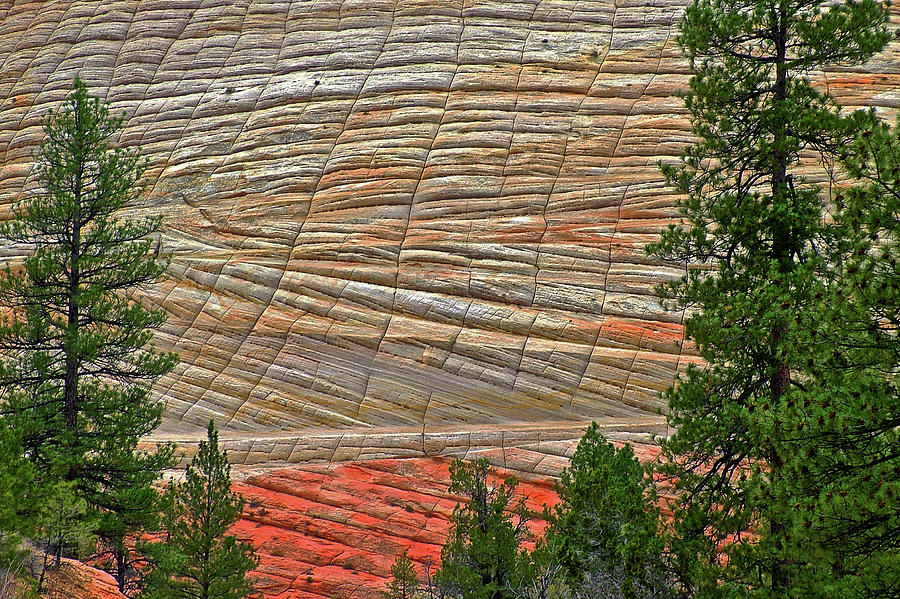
2,0,900,441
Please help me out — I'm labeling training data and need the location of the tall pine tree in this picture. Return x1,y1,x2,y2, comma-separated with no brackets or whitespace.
769,110,900,599
140,421,257,599
0,78,176,590
649,0,891,596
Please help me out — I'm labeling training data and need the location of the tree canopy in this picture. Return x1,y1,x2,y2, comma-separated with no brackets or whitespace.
649,0,894,596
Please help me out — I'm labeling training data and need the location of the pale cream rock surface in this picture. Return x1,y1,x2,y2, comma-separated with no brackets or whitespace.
2,0,899,443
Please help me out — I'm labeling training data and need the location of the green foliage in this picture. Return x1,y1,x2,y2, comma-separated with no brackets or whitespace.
650,0,894,595
31,481,97,593
0,78,176,592
762,110,900,599
650,0,894,596
0,426,95,597
94,482,170,597
0,424,34,593
140,421,257,599
434,458,535,599
548,424,672,599
383,550,421,599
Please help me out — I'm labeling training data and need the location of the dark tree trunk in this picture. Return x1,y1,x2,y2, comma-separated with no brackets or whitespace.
64,116,83,431
116,547,127,593
769,10,792,591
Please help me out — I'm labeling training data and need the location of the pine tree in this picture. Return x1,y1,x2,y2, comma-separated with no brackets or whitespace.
649,0,891,595
548,424,672,599
383,550,421,599
434,458,534,599
140,421,257,599
769,110,899,599
0,78,176,591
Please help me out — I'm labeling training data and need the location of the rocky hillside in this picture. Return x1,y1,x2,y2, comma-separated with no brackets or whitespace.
18,558,125,599
2,0,899,441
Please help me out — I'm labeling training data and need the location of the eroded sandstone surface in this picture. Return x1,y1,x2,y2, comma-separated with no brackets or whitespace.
2,1,900,440
45,446,668,599
236,441,662,598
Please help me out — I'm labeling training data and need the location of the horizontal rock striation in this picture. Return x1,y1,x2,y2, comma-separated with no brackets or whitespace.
163,418,666,469
237,442,662,599
2,1,900,437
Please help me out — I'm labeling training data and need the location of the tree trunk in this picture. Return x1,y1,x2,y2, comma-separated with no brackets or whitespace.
116,546,127,593
769,9,792,591
63,228,79,429
64,115,84,431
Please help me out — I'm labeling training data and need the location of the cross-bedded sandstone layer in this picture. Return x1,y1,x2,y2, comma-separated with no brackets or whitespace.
237,456,564,599
33,445,666,599
2,1,900,438
52,456,565,599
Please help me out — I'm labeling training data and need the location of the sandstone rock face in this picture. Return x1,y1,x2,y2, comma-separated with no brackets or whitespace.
166,417,665,467
235,444,661,599
2,1,900,436
48,449,668,599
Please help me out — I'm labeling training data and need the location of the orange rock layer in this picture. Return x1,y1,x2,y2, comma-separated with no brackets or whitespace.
62,446,668,599
234,456,560,599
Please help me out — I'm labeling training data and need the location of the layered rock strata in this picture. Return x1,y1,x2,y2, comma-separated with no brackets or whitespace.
44,448,666,599
237,457,562,599
164,418,666,469
2,1,900,438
